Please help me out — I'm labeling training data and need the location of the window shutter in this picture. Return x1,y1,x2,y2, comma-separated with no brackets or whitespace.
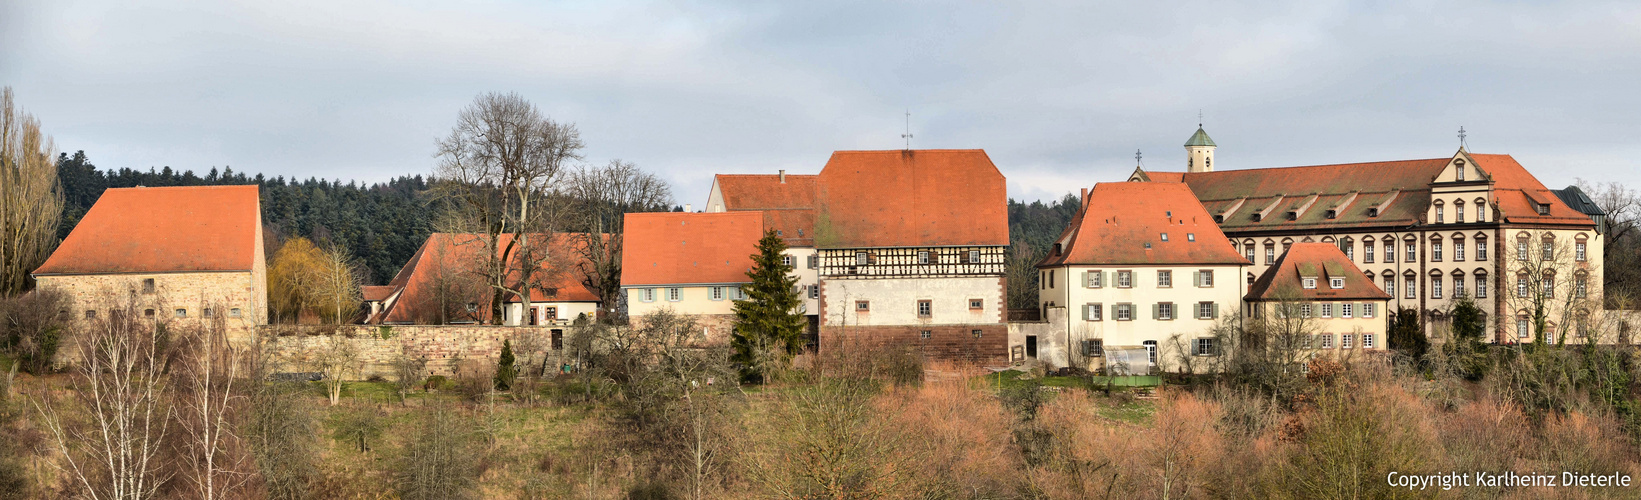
1211,303,1220,319
1152,303,1159,320
1083,271,1092,288
1104,271,1110,288
1082,304,1091,321
1193,271,1203,287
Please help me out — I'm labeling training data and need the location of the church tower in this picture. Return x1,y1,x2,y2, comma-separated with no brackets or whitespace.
1185,125,1216,173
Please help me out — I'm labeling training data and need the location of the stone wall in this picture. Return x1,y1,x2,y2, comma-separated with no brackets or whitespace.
821,324,1008,365
38,271,266,341
261,324,578,379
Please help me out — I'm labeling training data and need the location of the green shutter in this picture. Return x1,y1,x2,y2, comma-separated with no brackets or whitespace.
1104,271,1110,288
1152,303,1159,320
1211,303,1220,319
1082,304,1091,321
1083,271,1091,288
1193,271,1201,287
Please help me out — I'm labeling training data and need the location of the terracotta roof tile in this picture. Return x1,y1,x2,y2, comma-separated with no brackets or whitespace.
378,233,602,324
814,150,1007,248
621,212,764,286
361,286,395,302
712,174,818,247
1246,243,1392,301
1038,182,1248,267
34,185,261,275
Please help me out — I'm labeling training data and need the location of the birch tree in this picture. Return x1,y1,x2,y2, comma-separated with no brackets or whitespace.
172,308,251,500
0,87,63,295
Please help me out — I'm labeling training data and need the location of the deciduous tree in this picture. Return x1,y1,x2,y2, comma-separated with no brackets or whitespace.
0,87,63,295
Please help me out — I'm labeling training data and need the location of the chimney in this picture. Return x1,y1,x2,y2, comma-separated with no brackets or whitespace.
1081,187,1088,205
684,203,692,212
779,170,786,183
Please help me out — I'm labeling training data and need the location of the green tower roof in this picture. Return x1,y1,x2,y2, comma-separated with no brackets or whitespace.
1184,127,1216,147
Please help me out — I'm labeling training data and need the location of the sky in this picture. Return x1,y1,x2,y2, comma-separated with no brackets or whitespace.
4,1,1640,207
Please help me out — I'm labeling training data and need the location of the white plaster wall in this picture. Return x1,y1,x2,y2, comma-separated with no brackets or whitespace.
820,276,1002,327
1038,264,1246,372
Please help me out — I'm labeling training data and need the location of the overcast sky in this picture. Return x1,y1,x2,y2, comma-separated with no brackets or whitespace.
4,1,1639,206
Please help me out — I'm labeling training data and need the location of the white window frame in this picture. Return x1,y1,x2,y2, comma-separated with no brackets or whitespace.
1341,333,1354,349
1363,303,1375,318
1157,270,1172,288
642,288,656,302
1576,242,1587,262
1341,303,1353,318
1158,302,1174,320
667,287,682,302
1117,270,1133,288
1330,278,1344,289
1320,333,1334,349
1405,277,1416,299
1116,304,1133,321
1321,303,1333,318
1303,278,1317,289
710,287,725,301
1363,333,1376,349
1197,302,1214,320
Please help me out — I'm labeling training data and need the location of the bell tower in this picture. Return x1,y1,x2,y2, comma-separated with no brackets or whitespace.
1185,124,1216,173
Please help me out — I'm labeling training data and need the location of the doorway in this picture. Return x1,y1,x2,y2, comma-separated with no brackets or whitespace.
1026,335,1038,358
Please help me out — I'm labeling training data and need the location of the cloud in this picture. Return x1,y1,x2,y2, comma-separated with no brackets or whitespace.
2,0,1639,202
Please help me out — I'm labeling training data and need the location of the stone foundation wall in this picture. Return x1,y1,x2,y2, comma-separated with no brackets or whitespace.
629,313,738,345
261,324,578,379
821,324,1008,365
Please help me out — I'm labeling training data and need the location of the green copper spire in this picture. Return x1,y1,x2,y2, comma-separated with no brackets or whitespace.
1184,127,1216,147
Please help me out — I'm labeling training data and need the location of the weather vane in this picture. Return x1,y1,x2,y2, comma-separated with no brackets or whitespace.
901,109,913,150
1458,126,1467,149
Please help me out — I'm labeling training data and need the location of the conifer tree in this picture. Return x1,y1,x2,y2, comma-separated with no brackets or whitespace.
731,230,805,381
493,340,516,391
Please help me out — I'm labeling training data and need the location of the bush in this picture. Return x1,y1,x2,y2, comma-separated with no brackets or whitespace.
422,375,449,392
0,289,69,374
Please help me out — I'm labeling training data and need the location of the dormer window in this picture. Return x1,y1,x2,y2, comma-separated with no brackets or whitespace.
1213,215,1224,223
1286,211,1298,221
1536,203,1550,215
1325,209,1337,219
1330,278,1345,289
1368,207,1379,218
1052,243,1062,256
1303,278,1317,289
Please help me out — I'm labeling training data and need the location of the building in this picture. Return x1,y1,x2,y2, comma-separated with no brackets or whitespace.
31,185,268,341
811,150,1009,363
620,211,766,343
1033,182,1250,373
372,233,602,326
705,171,821,335
1130,127,1604,343
1245,242,1393,358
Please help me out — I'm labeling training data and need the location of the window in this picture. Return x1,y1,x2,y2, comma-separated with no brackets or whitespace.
920,330,932,340
972,329,983,339
1364,241,1375,263
1542,240,1554,261
544,307,558,320
1342,239,1354,261
1432,240,1443,261
551,330,564,350
1197,302,1216,319
1405,277,1416,299
1363,303,1376,318
1477,274,1488,298
1542,274,1555,298
1321,303,1333,318
642,288,656,302
1454,239,1465,261
1049,270,1055,288
1245,245,1255,263
142,278,156,294
1517,275,1529,297
144,309,155,318
1456,202,1465,223
229,308,242,318
1385,240,1396,262
1187,233,1195,242
1477,238,1488,261
667,288,682,301
1432,276,1443,299
1160,233,1169,242
1435,205,1444,223
710,287,725,301
203,308,214,318
1537,203,1551,215
917,300,932,318
808,255,819,269
175,308,188,318
856,251,868,265
1456,165,1465,181
968,249,981,263
1517,238,1529,260
1193,338,1217,356
1117,271,1133,288
1577,242,1587,262
917,251,930,264
1198,270,1214,287
1116,303,1134,321
809,285,820,299
1265,245,1275,264
1518,318,1531,339
1406,242,1417,262
1341,333,1354,349
1341,303,1353,318
1577,275,1588,298
1320,333,1334,349
1363,334,1376,349
1157,270,1172,287
1157,302,1174,320
783,255,795,267
1384,276,1395,296
1330,278,1344,289
85,310,97,319
1143,340,1158,365
1084,303,1102,321
1082,339,1104,357
969,298,983,310
1478,203,1487,222
856,300,870,312
1454,275,1466,297
1303,277,1317,289
1300,303,1313,318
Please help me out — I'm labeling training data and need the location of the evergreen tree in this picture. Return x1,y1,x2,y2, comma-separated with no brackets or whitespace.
1445,298,1492,379
731,230,805,382
1388,307,1429,363
493,340,516,391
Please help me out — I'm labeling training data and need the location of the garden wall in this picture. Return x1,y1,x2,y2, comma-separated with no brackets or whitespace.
260,324,576,380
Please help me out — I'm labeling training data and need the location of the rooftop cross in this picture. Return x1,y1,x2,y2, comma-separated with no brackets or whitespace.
901,109,913,150
1458,126,1468,150
1135,149,1143,166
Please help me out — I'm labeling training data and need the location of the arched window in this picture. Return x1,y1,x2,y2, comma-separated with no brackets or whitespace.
1517,234,1530,261
1475,234,1489,261
1575,271,1589,298
1281,238,1294,254
1516,271,1530,297
1474,270,1489,298
1453,234,1466,261
1542,234,1556,261
1542,271,1556,298
1430,235,1444,262
1575,234,1589,262
1243,239,1256,263
1383,236,1396,263
1452,270,1467,298
1364,238,1376,263
1263,240,1276,265
1383,271,1396,296
1340,237,1354,261
1430,269,1445,299
1455,200,1466,223
1476,199,1487,222
1433,199,1446,223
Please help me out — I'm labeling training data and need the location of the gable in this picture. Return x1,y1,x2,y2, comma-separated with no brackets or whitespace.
34,185,261,275
814,149,1008,248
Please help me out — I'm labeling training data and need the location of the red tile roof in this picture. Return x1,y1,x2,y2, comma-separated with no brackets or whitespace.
361,286,395,302
377,233,602,324
621,212,764,286
1038,182,1248,267
34,185,261,275
1139,152,1593,231
814,150,1008,248
1246,243,1392,301
713,174,817,247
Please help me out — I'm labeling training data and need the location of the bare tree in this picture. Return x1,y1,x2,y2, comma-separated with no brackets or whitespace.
314,243,363,325
171,305,251,500
1503,233,1602,346
1577,179,1640,306
433,91,583,324
33,292,173,500
1005,241,1040,310
0,87,63,295
307,334,361,406
564,160,674,319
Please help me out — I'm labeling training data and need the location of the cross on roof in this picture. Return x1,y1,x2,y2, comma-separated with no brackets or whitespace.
1457,126,1468,149
901,109,913,150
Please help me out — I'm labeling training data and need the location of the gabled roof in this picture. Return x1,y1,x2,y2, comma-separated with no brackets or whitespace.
712,174,817,247
1184,127,1216,147
621,212,764,286
814,149,1007,248
1246,243,1391,301
1136,153,1593,231
1552,186,1604,217
361,286,395,302
376,233,602,324
34,185,261,275
1037,182,1248,267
